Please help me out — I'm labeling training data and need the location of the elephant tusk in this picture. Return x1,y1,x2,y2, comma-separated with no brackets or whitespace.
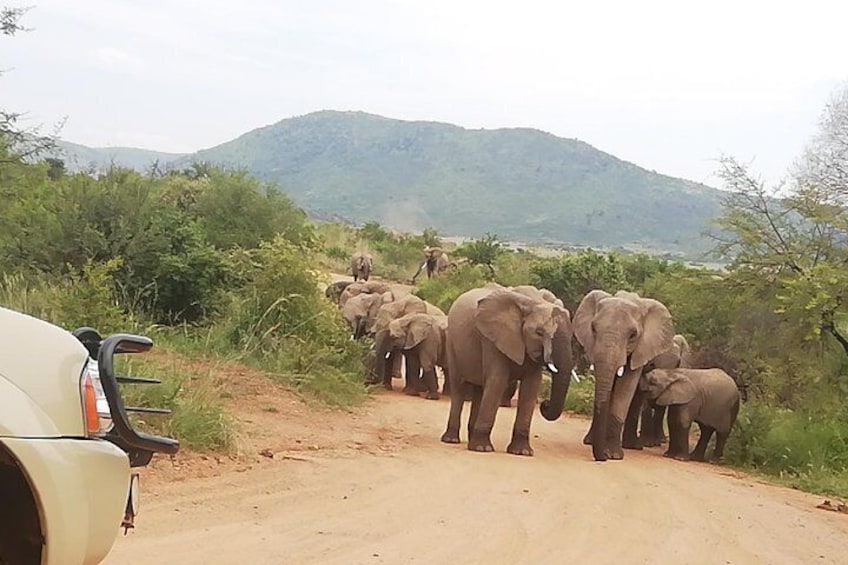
589,364,595,372
547,362,559,374
384,351,392,360
571,369,581,383
616,366,625,377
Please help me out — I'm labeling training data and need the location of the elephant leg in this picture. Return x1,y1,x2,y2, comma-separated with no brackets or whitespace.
403,355,421,396
690,423,713,462
421,368,439,400
664,405,691,461
441,367,451,395
468,368,509,453
441,372,466,444
500,379,517,408
711,431,729,463
604,369,641,460
467,385,483,440
639,401,656,446
507,373,541,456
622,388,643,450
653,405,668,444
582,419,595,445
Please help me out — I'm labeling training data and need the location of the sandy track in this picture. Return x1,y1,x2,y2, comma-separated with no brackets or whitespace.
104,391,848,565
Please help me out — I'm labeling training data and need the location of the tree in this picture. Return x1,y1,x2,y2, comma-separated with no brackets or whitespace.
712,84,848,360
456,233,503,277
1,6,60,163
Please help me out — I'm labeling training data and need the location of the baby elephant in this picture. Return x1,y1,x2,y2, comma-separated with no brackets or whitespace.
640,368,740,463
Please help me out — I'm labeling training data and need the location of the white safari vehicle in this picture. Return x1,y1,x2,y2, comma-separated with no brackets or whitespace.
0,306,179,564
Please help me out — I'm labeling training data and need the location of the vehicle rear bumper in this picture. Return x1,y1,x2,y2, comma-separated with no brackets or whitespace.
2,436,130,565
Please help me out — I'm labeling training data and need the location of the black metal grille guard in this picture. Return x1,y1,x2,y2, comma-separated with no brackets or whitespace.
73,328,180,467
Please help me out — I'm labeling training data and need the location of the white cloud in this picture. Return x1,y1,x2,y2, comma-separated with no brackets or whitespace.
4,0,847,183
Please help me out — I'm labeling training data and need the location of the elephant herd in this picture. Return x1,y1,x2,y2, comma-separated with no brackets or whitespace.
326,259,741,465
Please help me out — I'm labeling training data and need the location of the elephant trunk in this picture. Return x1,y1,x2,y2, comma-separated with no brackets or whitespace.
353,316,368,340
373,329,394,386
590,340,627,461
540,332,574,421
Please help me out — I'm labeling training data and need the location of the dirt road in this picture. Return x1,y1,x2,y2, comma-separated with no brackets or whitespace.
105,386,848,565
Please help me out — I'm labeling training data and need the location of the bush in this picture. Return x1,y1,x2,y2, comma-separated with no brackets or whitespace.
415,265,490,313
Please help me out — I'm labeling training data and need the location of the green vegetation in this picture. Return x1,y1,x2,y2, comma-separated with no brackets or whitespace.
60,110,724,257
0,144,367,451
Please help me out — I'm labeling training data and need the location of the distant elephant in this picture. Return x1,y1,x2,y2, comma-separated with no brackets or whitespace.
639,368,740,463
372,294,446,393
411,246,450,283
375,312,449,400
573,290,675,461
351,252,373,281
623,333,692,449
440,286,573,456
325,280,354,306
338,280,392,308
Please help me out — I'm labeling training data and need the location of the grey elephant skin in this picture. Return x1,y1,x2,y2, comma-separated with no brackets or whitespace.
640,368,740,463
573,290,675,461
624,333,691,449
372,294,446,394
374,312,449,400
440,285,573,456
411,246,450,283
351,252,373,281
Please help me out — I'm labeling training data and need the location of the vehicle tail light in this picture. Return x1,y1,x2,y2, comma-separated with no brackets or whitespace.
80,360,113,436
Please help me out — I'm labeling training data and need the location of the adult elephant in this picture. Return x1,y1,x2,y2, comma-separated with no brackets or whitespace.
325,280,355,306
339,280,393,308
372,294,445,393
351,252,373,282
499,285,570,409
440,286,573,456
374,312,449,400
623,333,691,449
411,247,450,283
573,290,674,461
341,293,384,339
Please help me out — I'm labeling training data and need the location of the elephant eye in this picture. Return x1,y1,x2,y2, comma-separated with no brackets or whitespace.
535,328,545,336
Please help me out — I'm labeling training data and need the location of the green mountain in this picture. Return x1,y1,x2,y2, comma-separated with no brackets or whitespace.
61,111,727,257
55,140,185,172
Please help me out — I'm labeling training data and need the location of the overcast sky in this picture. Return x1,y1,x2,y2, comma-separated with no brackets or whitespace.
4,0,846,186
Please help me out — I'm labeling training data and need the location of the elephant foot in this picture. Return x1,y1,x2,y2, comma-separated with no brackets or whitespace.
402,386,420,397
690,451,707,462
622,436,643,450
663,450,690,461
440,429,461,444
708,455,725,465
606,445,625,460
640,436,660,448
425,391,440,400
468,431,494,453
506,434,534,457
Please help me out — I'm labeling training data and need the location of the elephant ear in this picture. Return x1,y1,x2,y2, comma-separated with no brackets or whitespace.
400,316,432,350
631,299,675,370
552,304,572,339
674,334,692,368
655,371,698,406
475,290,534,366
573,290,611,352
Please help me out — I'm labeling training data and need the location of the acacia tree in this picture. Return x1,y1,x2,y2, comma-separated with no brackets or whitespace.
713,84,848,359
1,6,60,163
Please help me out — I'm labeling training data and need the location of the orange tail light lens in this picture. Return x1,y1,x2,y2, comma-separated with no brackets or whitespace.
82,373,101,435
